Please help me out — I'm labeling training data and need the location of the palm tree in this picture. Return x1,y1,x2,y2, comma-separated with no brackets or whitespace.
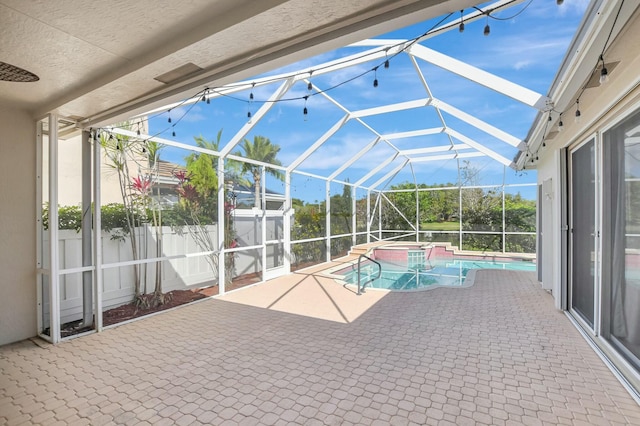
235,136,284,208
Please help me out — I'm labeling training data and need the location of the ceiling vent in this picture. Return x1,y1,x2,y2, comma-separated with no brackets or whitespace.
154,63,203,84
0,62,39,82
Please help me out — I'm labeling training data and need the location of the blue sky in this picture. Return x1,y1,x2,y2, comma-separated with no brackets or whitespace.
148,0,589,202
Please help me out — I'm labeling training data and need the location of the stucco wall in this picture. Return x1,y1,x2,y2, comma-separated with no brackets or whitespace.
0,107,36,345
535,7,640,309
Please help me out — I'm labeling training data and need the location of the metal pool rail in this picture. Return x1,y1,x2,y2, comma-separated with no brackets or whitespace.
357,254,381,295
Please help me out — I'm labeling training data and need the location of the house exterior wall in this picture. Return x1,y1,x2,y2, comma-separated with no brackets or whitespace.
0,107,37,345
53,133,142,206
535,7,640,392
536,8,640,306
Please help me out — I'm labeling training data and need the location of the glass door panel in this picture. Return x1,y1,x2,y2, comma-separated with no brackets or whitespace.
603,109,640,368
570,139,596,327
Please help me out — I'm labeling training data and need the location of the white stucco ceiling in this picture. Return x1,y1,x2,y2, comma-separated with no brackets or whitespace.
0,0,480,125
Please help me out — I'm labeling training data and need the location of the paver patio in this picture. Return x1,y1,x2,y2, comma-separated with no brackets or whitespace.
1,266,639,425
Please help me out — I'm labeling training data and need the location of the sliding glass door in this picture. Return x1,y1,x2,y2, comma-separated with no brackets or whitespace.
602,110,640,369
569,139,596,328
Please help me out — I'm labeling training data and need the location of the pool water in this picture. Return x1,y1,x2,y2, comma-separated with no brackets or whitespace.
341,258,536,291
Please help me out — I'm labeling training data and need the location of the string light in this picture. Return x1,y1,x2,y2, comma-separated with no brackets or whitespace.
599,54,609,84
558,114,564,131
557,0,564,5
106,10,460,142
105,3,540,143
575,98,581,123
373,67,379,88
459,10,465,33
303,95,309,120
484,14,490,36
384,49,390,69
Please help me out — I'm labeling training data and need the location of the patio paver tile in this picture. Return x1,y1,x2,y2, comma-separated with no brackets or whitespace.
1,268,639,424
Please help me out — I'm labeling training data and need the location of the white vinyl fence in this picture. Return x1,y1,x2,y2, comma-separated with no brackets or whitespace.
47,211,284,325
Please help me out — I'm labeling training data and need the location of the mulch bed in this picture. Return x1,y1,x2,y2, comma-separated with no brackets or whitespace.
102,272,263,326
102,289,209,326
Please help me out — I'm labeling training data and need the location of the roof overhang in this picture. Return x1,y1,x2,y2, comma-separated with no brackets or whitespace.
1,0,482,127
516,0,639,170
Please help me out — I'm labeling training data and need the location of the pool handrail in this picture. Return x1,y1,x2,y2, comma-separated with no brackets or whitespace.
357,254,381,295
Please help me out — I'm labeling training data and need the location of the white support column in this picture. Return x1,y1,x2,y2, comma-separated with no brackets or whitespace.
284,171,291,273
93,130,103,332
48,113,60,343
261,166,267,281
217,157,226,294
415,184,420,243
458,167,463,250
36,121,44,336
502,173,506,253
325,180,331,262
366,190,371,243
378,192,382,241
351,186,357,247
81,130,93,326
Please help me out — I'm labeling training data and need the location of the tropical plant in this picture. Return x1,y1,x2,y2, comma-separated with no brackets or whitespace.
235,135,284,208
100,124,167,308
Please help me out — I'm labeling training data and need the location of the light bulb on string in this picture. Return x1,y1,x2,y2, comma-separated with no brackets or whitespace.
307,70,314,91
575,99,581,123
557,0,564,5
599,55,609,84
303,96,309,121
373,67,379,88
483,14,490,36
384,49,390,69
249,82,255,101
459,10,465,33
558,114,564,131
167,110,172,124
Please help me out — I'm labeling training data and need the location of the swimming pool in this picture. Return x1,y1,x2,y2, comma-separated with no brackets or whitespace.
338,258,536,291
